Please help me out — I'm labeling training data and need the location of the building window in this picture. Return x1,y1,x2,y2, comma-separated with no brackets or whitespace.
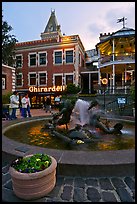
54,51,62,64
16,73,22,86
66,75,73,85
81,58,85,67
29,53,37,66
29,73,36,85
39,73,46,85
16,55,22,68
55,76,62,86
65,50,73,63
2,76,6,89
79,53,81,66
38,52,47,66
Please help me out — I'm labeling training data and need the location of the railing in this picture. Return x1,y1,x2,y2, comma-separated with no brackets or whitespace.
99,53,135,65
105,96,134,116
98,86,131,95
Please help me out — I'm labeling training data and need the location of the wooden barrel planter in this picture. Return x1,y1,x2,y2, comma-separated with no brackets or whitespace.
9,154,57,200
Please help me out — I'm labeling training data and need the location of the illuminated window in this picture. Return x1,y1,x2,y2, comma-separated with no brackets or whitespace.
65,50,73,63
16,73,23,86
54,51,62,64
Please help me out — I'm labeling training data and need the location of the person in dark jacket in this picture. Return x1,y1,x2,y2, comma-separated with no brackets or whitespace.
44,96,52,113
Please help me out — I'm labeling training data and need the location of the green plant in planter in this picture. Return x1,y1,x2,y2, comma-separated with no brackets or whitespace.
11,153,52,173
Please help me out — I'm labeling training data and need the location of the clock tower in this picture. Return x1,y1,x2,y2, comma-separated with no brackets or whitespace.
40,9,62,40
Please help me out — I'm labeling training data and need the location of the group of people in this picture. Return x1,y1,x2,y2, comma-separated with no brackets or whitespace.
9,91,31,120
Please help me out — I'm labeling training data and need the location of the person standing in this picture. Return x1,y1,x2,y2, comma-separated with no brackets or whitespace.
21,93,32,118
45,96,52,113
10,91,19,120
54,95,61,110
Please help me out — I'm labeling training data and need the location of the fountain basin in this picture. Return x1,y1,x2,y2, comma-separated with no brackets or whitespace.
2,116,135,177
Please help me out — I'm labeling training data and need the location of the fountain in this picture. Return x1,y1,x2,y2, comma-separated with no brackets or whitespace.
2,99,135,176
41,99,124,146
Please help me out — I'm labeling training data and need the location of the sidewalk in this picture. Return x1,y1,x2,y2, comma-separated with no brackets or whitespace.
2,109,135,202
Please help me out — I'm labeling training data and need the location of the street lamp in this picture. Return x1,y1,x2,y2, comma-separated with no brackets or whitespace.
101,78,108,111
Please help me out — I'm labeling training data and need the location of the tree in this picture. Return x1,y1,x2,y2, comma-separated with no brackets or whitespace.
2,13,18,66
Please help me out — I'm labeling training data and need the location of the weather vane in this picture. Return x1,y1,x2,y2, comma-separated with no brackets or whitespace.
117,17,127,28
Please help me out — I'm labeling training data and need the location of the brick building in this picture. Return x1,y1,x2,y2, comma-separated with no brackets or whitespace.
2,64,16,95
14,10,85,108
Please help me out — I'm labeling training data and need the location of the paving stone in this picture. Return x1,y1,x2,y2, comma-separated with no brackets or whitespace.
64,177,74,185
2,165,10,174
116,188,134,202
46,185,61,198
73,187,87,202
2,187,26,202
124,176,135,190
74,177,85,188
3,180,13,190
99,178,114,190
86,187,101,202
46,198,62,202
85,178,98,187
60,185,73,201
111,177,126,188
2,173,11,185
102,191,118,202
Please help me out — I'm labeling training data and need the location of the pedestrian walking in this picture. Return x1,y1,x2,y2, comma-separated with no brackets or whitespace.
21,93,32,118
9,91,19,120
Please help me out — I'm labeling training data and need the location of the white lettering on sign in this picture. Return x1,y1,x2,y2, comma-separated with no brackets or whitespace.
29,85,66,92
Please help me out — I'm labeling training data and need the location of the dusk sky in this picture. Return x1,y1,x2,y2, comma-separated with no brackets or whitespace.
2,2,135,50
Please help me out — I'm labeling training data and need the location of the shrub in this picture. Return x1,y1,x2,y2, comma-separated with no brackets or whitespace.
65,83,81,94
2,92,12,104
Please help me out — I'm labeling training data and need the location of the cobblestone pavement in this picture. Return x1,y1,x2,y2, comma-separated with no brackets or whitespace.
2,164,135,202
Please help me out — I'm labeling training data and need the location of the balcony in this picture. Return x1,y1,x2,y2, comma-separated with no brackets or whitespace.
99,53,135,67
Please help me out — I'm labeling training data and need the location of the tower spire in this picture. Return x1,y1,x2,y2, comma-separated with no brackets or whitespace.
40,10,62,40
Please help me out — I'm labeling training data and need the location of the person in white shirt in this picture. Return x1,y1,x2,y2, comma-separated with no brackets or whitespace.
54,95,61,110
21,93,31,118
10,91,19,120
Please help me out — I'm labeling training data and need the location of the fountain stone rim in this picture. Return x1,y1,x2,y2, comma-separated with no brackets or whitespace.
2,116,135,176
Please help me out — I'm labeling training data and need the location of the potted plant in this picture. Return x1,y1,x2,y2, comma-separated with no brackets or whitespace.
9,153,57,200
